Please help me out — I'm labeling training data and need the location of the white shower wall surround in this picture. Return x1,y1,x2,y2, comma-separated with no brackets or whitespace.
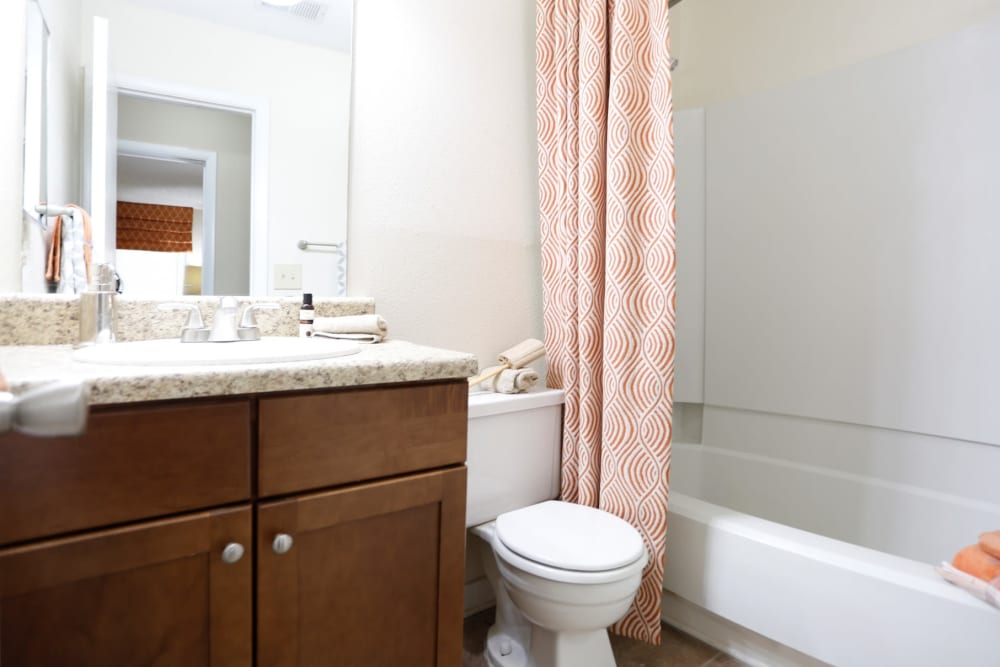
702,17,1000,445
665,16,1000,667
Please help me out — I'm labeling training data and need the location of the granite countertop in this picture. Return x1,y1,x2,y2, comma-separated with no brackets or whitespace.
0,340,478,406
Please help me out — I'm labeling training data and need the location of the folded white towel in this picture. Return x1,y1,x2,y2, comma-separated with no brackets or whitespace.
312,314,387,344
479,365,539,394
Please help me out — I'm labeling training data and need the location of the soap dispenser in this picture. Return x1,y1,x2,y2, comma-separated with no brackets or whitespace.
78,263,119,345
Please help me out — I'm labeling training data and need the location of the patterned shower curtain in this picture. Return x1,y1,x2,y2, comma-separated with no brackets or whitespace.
536,0,676,644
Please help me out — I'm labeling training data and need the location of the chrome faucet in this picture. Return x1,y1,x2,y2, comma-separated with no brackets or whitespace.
158,303,209,342
159,298,280,342
209,296,241,342
238,302,280,340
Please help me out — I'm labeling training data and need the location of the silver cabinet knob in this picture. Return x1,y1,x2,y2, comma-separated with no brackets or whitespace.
272,533,294,555
221,542,245,564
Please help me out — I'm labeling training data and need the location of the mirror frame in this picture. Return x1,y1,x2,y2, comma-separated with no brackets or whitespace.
22,0,49,227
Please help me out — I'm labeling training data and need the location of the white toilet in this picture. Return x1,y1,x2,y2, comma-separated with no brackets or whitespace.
467,389,648,667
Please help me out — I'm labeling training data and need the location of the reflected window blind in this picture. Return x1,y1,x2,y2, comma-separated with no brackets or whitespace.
116,201,194,252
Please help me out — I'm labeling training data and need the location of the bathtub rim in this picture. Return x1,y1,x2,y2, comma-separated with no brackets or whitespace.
666,489,994,613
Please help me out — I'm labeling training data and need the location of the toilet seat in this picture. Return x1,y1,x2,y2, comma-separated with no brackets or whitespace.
491,501,648,585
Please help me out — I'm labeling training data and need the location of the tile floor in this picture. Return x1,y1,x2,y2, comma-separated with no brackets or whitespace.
462,608,750,667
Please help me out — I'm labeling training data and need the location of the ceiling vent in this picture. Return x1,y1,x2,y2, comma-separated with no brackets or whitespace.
256,0,328,23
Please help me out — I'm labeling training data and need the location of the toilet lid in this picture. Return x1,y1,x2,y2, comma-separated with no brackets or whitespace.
494,501,646,572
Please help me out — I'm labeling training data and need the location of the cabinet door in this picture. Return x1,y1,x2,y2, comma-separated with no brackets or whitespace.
258,467,466,667
0,506,252,667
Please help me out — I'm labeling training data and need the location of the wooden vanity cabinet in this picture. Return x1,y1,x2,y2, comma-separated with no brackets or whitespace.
257,467,466,666
257,380,468,667
0,379,468,667
0,506,253,667
0,398,252,545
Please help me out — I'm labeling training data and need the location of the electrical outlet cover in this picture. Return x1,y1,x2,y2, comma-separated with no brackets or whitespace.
274,264,303,290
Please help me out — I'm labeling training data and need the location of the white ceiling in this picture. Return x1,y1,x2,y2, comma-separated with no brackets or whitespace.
122,0,353,53
118,155,204,207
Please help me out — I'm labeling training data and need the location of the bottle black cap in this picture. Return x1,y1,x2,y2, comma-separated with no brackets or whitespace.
302,293,313,306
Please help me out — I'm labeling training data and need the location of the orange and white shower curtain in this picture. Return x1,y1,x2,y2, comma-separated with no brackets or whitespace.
537,0,676,644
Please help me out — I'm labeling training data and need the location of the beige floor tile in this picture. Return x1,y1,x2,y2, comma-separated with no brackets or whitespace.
463,608,494,667
609,623,720,667
703,654,753,667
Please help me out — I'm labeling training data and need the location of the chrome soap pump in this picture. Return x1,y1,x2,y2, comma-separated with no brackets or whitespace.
79,263,120,345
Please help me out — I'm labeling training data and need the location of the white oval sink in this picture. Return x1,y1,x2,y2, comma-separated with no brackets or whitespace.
72,336,361,366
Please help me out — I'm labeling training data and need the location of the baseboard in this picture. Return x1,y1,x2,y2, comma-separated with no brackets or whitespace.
464,576,496,617
660,590,829,667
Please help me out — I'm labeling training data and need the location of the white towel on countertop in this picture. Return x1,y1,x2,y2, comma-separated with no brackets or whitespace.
311,314,387,344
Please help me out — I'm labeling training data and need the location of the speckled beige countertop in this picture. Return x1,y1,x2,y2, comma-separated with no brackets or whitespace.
0,340,478,405
0,294,378,345
0,295,478,404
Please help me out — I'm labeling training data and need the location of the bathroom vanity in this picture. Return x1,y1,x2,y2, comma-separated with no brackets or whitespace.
0,323,476,667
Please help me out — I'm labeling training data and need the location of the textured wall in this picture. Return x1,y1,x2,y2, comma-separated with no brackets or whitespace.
669,0,1000,109
349,0,542,366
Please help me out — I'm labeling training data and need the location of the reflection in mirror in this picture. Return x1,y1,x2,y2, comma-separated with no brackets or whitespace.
16,0,352,297
116,96,251,296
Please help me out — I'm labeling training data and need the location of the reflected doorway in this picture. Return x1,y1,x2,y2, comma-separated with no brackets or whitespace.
115,146,214,295
115,93,253,295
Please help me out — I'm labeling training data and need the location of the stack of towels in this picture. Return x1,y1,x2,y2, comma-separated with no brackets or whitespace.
937,530,1000,609
310,315,388,344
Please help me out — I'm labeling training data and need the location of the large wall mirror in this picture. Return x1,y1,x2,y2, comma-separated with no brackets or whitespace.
17,0,352,296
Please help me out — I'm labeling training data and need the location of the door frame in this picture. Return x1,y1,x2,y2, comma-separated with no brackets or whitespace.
116,75,270,296
117,140,217,295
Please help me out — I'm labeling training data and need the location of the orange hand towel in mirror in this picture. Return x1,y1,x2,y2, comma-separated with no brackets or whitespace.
980,530,1000,559
953,544,1000,583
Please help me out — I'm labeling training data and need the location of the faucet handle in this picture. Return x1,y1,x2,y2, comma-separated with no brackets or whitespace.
238,302,281,340
158,303,208,342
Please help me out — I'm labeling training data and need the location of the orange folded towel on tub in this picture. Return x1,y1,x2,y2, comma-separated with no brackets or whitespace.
980,530,1000,559
937,531,1000,609
953,544,1000,582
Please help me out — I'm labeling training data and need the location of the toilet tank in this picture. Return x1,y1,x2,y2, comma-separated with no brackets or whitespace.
466,389,564,527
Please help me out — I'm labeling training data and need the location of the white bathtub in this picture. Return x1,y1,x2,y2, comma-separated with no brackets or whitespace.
663,408,1000,667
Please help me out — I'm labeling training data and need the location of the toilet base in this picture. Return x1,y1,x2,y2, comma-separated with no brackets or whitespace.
484,624,617,667
528,626,616,667
484,624,534,667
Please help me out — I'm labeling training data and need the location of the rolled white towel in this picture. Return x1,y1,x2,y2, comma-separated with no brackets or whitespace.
312,314,388,344
479,365,539,394
936,562,1000,609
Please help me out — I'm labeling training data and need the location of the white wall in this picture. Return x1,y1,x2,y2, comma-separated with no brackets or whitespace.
669,0,1000,109
0,1,27,292
117,96,252,295
349,0,542,364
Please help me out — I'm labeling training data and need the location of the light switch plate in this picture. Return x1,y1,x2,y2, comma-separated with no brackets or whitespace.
273,264,302,290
